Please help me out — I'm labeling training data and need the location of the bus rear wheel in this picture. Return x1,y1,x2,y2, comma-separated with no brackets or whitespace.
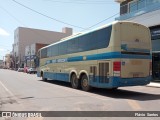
81,74,91,91
110,87,118,91
71,74,80,89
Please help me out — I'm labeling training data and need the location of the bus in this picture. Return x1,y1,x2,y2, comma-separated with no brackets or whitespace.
37,21,152,91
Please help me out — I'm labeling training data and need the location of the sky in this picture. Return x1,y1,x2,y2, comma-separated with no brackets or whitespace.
0,0,119,60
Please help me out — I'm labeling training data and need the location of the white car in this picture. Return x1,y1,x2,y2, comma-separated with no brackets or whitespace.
17,68,24,72
28,67,37,74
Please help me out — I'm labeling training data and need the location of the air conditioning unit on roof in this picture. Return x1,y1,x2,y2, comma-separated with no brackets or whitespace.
115,0,126,3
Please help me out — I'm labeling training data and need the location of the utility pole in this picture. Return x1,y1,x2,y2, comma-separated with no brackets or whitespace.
29,46,31,68
14,53,16,70
3,56,4,68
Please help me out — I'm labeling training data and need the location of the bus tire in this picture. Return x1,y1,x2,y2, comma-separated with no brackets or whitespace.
71,74,80,89
81,74,91,91
111,87,118,90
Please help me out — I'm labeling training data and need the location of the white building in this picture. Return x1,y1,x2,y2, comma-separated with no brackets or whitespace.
13,27,72,68
4,54,12,69
115,0,160,80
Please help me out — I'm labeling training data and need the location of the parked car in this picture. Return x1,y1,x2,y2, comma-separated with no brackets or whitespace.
28,67,37,74
17,68,24,72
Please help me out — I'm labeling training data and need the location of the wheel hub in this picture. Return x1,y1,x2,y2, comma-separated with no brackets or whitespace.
83,79,88,87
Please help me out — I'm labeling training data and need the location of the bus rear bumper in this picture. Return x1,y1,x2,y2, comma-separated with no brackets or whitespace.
89,76,152,88
111,76,152,87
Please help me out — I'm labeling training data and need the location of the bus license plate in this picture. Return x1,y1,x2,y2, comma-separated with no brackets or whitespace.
133,73,139,78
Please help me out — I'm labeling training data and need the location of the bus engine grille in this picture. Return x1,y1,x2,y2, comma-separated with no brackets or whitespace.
90,66,97,82
99,62,109,83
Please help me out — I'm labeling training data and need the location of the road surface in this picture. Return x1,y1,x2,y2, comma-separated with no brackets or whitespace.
0,69,160,120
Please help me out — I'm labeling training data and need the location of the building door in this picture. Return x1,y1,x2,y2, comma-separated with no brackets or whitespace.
152,53,160,82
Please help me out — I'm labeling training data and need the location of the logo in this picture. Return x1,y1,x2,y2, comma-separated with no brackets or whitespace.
122,61,125,66
135,39,139,42
83,56,86,60
2,112,11,118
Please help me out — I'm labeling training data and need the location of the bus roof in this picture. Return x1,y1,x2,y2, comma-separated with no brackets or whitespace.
39,21,146,50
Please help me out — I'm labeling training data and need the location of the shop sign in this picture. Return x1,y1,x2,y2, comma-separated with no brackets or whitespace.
150,27,160,40
24,55,36,60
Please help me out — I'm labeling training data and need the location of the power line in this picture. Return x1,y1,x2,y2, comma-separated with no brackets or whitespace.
69,0,113,2
0,5,65,47
43,0,114,4
11,0,85,29
10,0,119,32
81,12,119,32
84,0,160,32
117,1,160,23
11,0,118,32
0,5,25,26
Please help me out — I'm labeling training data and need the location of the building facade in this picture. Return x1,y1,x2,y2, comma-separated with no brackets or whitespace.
25,43,48,68
3,54,13,69
0,60,3,68
13,27,72,68
115,0,160,81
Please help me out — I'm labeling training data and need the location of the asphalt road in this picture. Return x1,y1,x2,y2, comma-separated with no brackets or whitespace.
0,69,160,120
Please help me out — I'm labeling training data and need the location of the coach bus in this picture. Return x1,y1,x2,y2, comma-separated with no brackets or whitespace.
37,21,152,91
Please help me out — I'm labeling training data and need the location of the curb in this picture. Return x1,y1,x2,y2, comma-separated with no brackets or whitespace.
146,82,160,88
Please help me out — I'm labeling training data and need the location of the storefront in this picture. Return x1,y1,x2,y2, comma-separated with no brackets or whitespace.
150,25,160,82
24,55,37,68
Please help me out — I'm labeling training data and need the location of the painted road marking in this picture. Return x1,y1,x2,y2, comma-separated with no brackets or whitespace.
0,80,15,97
48,83,143,110
127,100,141,110
0,80,24,108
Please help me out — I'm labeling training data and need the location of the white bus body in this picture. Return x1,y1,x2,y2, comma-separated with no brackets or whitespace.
37,21,152,91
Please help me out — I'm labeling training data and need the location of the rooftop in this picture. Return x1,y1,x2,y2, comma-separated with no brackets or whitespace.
115,0,126,3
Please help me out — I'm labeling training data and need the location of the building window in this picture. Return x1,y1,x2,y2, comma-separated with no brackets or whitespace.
129,1,138,13
146,0,160,5
138,0,145,9
129,0,160,13
32,50,34,55
150,26,160,40
120,4,128,15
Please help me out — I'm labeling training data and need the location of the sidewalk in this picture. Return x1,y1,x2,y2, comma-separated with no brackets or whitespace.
146,82,160,88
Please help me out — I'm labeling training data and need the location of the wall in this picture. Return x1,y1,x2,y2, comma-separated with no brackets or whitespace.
13,27,73,67
126,9,160,27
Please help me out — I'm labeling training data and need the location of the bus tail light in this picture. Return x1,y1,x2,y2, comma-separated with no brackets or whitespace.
149,61,152,76
113,61,121,77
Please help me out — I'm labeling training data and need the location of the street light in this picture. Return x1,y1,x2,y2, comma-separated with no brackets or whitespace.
28,46,31,68
3,55,7,68
3,56,5,68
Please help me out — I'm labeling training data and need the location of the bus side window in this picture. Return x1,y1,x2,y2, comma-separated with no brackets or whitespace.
59,42,68,55
68,38,78,54
51,45,58,57
41,48,47,58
